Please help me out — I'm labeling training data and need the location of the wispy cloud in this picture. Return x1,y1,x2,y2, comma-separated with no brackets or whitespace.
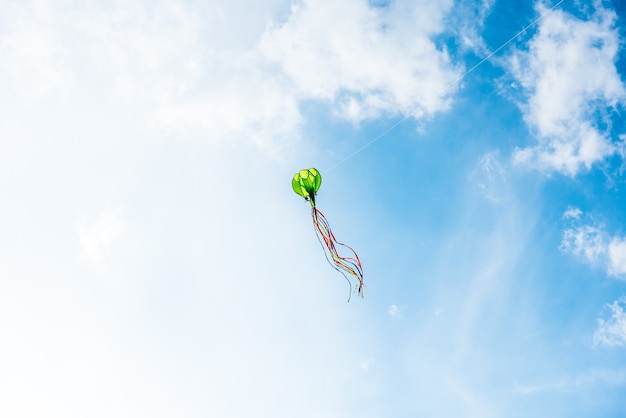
388,304,402,319
0,1,73,99
561,209,626,350
514,368,626,393
76,206,124,266
560,224,606,265
448,0,495,55
359,357,375,372
562,206,582,220
560,207,626,280
594,299,626,348
509,4,625,175
471,151,510,204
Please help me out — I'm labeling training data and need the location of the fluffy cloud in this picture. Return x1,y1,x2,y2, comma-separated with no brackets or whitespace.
594,300,626,348
0,0,463,152
260,0,460,122
509,4,625,175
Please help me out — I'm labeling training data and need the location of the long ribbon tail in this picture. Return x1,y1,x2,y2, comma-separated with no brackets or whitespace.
312,207,365,300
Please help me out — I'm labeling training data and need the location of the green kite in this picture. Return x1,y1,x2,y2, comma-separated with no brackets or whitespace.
292,168,364,300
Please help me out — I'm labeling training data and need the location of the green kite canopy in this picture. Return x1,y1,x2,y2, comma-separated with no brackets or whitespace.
292,168,321,206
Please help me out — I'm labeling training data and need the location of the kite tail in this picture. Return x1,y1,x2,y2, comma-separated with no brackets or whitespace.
312,207,364,301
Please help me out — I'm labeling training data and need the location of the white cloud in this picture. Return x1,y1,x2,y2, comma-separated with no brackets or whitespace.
560,224,606,265
76,206,124,266
562,206,582,220
608,238,626,277
594,300,626,348
359,357,374,372
388,304,402,319
76,1,302,153
560,208,626,279
0,1,73,99
448,0,495,54
259,0,461,122
0,0,300,152
514,368,626,393
0,0,464,153
509,4,625,175
472,151,510,204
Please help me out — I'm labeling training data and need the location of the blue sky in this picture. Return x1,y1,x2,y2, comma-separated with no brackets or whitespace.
1,0,625,417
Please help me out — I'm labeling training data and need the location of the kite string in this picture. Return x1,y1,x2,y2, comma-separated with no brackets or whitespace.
455,0,567,83
324,0,568,173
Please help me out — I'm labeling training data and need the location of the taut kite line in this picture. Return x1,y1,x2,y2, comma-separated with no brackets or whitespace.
292,168,364,301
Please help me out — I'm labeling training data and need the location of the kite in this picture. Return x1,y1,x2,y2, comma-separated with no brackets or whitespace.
292,168,364,300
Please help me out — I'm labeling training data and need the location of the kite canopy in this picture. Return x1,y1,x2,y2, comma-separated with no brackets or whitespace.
292,168,321,207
